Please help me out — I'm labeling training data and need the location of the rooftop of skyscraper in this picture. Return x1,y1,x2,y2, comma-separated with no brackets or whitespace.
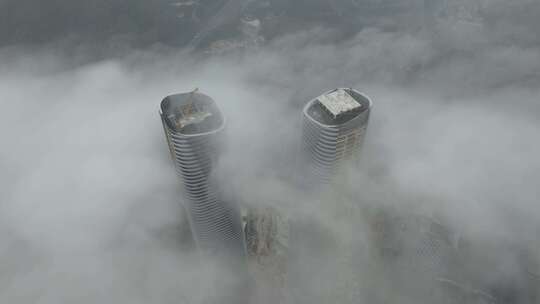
160,90,224,135
305,88,371,126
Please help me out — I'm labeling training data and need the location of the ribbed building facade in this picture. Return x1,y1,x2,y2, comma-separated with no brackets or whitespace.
302,88,372,187
160,91,246,258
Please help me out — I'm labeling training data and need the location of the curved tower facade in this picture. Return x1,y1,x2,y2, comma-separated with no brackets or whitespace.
160,91,246,257
302,88,372,186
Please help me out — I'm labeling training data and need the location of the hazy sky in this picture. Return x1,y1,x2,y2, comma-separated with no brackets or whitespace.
0,1,539,303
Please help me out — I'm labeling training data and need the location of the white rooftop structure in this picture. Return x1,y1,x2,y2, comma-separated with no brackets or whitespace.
175,107,212,129
317,88,362,118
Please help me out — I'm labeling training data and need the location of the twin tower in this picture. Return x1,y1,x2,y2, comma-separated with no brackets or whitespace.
160,88,372,257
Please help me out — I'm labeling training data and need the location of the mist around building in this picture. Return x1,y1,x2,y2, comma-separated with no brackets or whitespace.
0,1,539,304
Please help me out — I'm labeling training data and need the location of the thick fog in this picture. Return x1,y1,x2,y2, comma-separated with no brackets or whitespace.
1,0,539,303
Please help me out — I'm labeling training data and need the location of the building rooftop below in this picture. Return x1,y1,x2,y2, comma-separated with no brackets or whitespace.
317,89,362,119
160,90,224,135
306,88,371,126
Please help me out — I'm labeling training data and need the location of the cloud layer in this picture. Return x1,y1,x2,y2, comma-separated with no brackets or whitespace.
1,1,539,302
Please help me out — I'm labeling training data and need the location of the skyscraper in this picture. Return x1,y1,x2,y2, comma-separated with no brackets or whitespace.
160,90,246,258
301,88,372,187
